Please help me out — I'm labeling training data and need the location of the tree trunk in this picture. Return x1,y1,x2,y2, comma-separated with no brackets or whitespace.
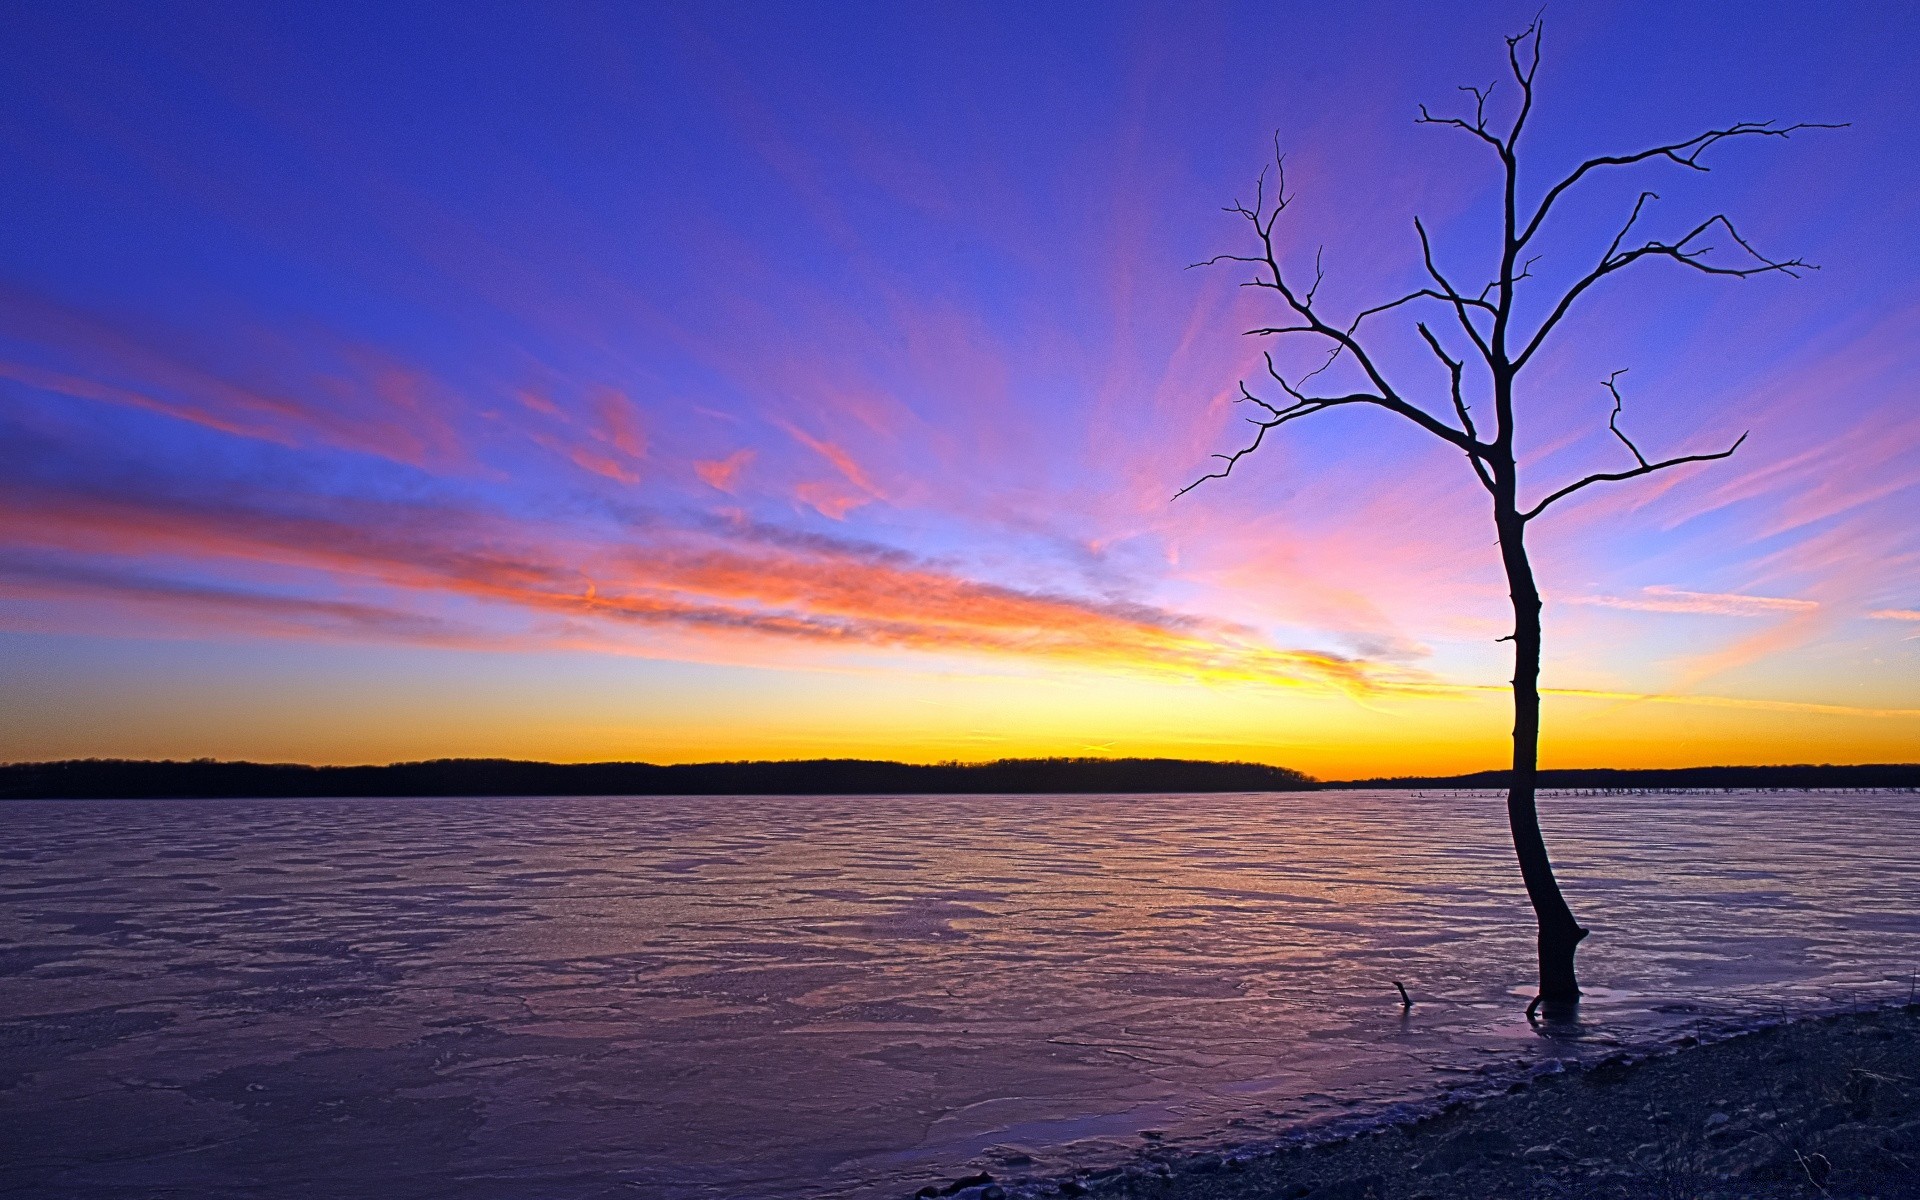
1496,513,1588,1004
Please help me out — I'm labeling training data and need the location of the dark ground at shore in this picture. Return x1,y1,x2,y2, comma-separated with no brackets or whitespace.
927,1006,1920,1200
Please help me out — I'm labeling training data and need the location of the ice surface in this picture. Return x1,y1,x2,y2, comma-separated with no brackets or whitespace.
2,789,1917,1197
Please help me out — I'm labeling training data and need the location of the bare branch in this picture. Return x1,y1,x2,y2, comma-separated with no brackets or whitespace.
1516,213,1812,369
1174,425,1276,500
1174,391,1380,499
1187,253,1268,270
1515,120,1846,252
1241,324,1320,337
1417,84,1506,151
1355,287,1497,323
1418,323,1496,494
1416,323,1475,440
1522,437,1746,520
1246,285,1494,393
1604,191,1660,261
1503,11,1544,151
1521,374,1748,519
1262,351,1308,403
1304,246,1326,309
1237,377,1283,418
1600,370,1649,468
1188,140,1484,456
1413,14,1544,158
1415,217,1494,360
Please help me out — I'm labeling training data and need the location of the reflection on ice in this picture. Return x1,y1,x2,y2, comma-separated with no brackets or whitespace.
2,789,1917,1197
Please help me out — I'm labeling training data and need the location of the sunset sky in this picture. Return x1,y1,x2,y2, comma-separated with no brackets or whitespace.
2,1,1916,777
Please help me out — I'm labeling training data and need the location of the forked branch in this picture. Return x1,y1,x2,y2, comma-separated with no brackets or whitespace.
1418,323,1495,494
1521,373,1747,520
1516,211,1813,369
1193,150,1420,409
1177,146,1488,501
1414,11,1543,156
1173,387,1385,499
1414,217,1495,360
1600,370,1649,467
1179,16,1826,513
1516,120,1847,251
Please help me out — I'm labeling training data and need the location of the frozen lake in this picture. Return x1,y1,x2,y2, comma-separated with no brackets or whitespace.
3,789,1917,1197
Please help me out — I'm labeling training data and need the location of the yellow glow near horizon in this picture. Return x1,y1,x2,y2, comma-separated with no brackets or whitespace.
7,642,1913,777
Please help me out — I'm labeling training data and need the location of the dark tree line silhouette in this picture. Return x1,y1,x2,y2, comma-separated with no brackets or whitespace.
0,756,1313,800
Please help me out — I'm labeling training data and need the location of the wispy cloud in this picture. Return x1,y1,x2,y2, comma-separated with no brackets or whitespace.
760,417,891,519
0,287,470,471
0,553,477,647
1533,685,1920,720
1568,586,1820,618
0,471,1428,695
528,432,640,484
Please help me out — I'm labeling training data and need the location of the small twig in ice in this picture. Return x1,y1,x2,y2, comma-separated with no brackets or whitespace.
1793,1148,1833,1195
1392,980,1414,1010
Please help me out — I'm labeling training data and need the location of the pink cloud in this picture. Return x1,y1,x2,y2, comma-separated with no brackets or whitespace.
694,448,755,493
514,388,562,417
776,419,887,501
793,480,870,521
0,287,471,471
0,359,297,446
527,432,640,485
590,386,647,459
0,474,1426,696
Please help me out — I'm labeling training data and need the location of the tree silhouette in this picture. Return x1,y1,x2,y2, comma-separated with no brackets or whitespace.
1180,18,1839,1006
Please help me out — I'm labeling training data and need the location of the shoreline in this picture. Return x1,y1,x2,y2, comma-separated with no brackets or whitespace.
919,1003,1920,1200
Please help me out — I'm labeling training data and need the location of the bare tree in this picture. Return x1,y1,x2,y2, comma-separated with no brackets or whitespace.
1180,18,1839,1006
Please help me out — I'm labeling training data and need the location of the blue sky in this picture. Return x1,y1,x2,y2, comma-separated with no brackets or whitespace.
2,1,1916,773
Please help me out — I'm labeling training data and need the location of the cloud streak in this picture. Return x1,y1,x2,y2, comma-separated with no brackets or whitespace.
1568,586,1820,618
0,470,1421,695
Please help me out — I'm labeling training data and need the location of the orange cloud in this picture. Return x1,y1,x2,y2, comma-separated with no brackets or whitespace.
0,476,1417,697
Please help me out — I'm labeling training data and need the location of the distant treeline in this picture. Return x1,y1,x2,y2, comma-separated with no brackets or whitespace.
1331,764,1920,790
3,757,1915,801
0,756,1315,800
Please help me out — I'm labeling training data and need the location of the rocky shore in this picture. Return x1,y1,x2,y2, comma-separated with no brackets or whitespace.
918,1005,1920,1200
